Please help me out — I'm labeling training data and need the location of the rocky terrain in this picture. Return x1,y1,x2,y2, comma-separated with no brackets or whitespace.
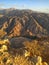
0,8,49,65
0,9,49,38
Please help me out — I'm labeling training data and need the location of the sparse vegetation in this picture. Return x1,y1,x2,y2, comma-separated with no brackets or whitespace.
0,39,48,65
0,9,49,65
0,30,7,39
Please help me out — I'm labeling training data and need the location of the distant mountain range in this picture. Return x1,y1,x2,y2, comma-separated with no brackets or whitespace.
0,8,49,38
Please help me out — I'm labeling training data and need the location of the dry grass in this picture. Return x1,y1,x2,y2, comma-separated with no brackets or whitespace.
0,30,7,39
0,39,48,65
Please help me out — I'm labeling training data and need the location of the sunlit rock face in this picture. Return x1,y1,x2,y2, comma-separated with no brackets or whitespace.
8,17,23,38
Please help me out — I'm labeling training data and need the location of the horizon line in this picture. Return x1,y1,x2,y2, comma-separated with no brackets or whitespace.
0,7,49,14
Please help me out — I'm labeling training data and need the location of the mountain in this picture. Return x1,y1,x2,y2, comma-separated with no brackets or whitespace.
0,8,49,38
0,9,49,64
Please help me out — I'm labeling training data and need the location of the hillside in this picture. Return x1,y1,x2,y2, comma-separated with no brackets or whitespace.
0,9,49,65
0,9,49,38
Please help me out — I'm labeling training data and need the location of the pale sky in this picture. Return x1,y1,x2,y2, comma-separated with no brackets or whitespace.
0,0,49,13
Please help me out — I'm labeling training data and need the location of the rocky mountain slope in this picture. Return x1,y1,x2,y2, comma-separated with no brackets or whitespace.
0,9,49,38
0,9,49,65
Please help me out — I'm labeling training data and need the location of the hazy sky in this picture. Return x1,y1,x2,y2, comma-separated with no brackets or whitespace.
0,0,49,13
